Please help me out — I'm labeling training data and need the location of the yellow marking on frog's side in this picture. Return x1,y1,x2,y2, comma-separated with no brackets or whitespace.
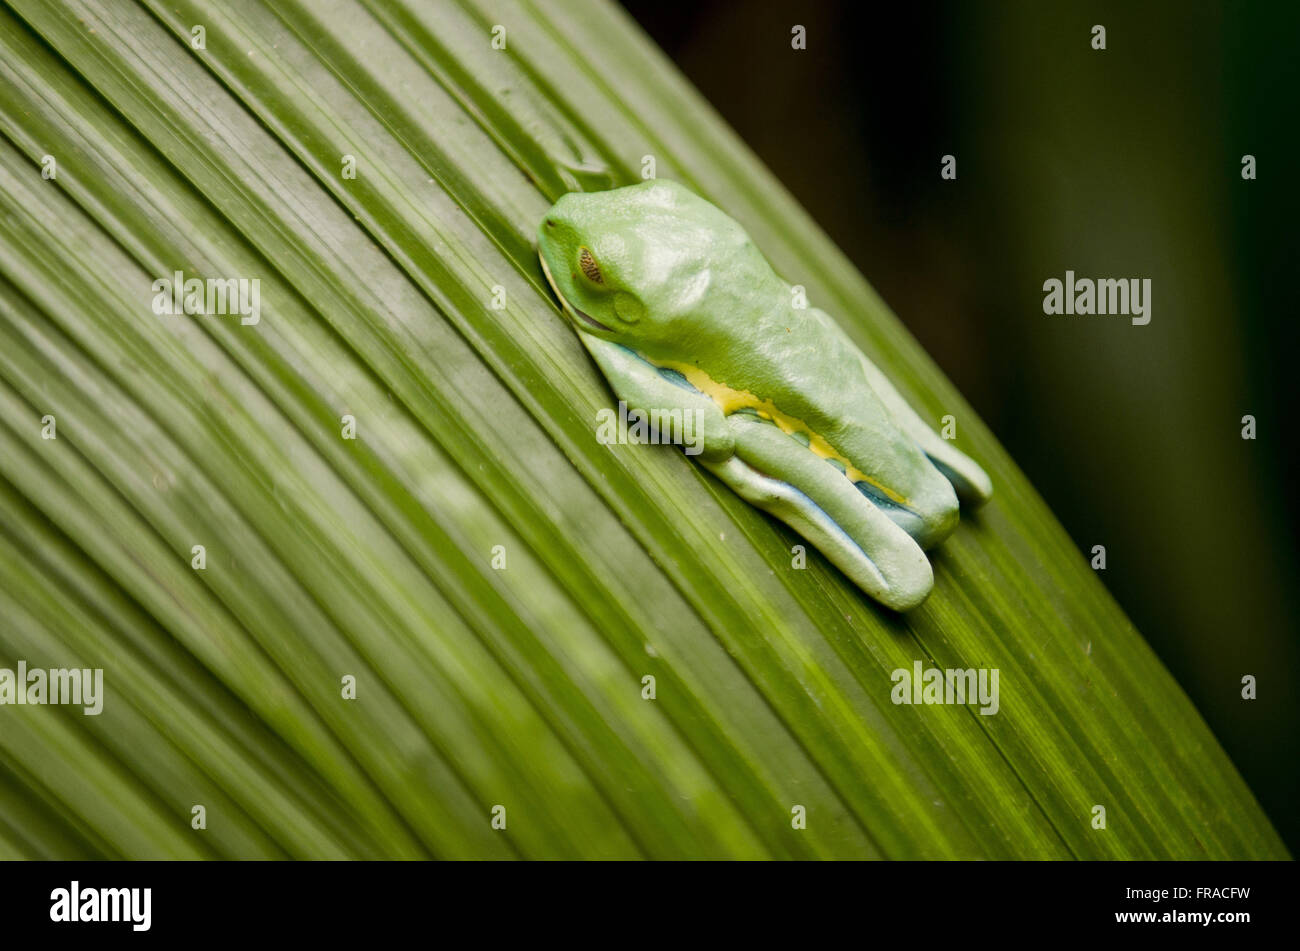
653,356,911,506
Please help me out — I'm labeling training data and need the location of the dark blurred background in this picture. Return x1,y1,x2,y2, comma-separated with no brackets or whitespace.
621,0,1298,852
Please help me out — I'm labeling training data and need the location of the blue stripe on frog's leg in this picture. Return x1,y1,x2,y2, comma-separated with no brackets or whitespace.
576,336,734,462
854,479,930,544
655,365,702,393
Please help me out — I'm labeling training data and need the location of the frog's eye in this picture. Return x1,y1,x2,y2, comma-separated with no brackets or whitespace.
578,247,603,285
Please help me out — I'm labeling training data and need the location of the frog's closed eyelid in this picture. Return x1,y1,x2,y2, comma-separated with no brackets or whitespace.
578,247,603,284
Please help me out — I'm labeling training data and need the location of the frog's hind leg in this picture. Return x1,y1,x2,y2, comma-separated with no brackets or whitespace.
705,415,933,611
856,355,993,506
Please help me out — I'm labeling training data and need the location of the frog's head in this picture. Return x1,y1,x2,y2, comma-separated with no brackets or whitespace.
537,180,755,346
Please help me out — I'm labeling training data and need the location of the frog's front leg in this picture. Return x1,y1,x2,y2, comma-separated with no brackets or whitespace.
706,414,933,611
577,335,735,462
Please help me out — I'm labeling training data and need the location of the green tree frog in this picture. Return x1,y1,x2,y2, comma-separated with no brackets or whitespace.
538,180,992,610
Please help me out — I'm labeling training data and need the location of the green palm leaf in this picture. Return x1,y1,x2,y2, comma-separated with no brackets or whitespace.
0,0,1284,859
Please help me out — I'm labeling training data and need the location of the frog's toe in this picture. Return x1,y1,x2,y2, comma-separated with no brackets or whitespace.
927,450,993,508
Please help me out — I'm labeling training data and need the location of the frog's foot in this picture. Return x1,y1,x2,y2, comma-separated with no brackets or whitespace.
854,355,993,507
705,415,933,611
914,433,993,508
